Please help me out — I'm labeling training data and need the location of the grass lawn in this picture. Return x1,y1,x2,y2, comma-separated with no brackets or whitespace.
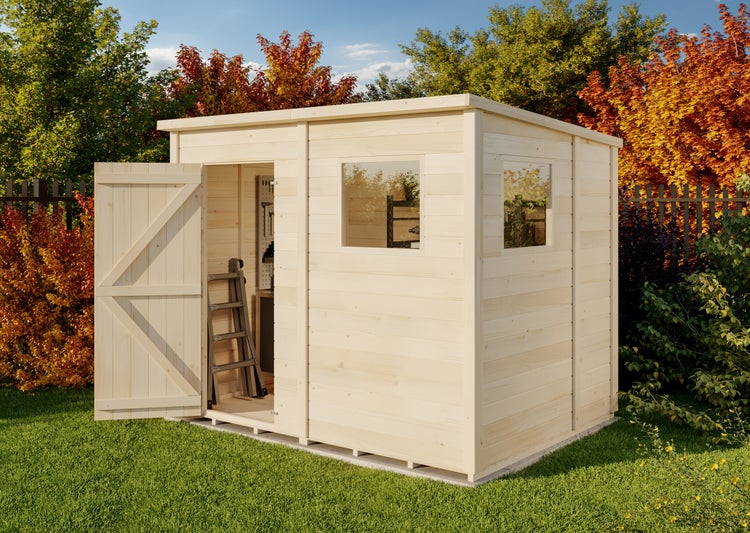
1,387,748,532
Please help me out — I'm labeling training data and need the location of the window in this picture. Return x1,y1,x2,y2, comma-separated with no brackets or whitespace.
342,160,420,249
503,161,551,248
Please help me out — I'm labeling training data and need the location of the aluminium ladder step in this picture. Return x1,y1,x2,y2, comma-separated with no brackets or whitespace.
209,301,244,312
212,331,248,342
207,271,244,282
211,359,256,373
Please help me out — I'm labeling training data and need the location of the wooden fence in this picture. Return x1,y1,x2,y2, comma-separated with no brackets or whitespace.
1,179,90,229
621,184,750,262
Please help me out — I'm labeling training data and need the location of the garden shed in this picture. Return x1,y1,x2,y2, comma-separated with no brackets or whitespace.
94,94,621,483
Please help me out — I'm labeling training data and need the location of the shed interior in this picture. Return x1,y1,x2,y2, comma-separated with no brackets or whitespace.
205,162,278,429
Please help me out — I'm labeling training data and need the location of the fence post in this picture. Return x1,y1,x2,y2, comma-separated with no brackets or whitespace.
65,180,74,230
33,179,48,214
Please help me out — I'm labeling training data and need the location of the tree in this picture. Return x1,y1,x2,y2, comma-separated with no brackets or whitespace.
393,0,665,122
169,31,360,117
362,73,426,102
0,0,163,183
255,30,358,110
170,45,261,117
579,4,750,187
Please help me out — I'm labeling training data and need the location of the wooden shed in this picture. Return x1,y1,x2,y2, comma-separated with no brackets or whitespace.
94,94,621,483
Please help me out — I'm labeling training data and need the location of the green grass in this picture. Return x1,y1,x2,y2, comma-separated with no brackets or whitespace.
1,388,748,532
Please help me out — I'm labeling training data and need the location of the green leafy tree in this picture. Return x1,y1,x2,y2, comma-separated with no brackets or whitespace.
0,0,163,183
393,0,665,121
362,73,426,102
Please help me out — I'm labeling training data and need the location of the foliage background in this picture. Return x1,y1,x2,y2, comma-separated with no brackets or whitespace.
0,197,94,390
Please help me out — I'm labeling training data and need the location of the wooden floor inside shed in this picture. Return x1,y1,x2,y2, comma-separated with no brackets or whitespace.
205,373,275,432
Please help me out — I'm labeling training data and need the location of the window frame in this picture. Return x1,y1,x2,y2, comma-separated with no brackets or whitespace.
500,156,555,251
339,156,424,252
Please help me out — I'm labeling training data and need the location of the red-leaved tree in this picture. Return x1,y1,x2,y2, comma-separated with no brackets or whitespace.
170,31,359,117
171,46,263,116
579,3,750,187
0,196,94,390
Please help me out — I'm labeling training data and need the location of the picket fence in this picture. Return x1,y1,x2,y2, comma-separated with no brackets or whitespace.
0,179,90,229
0,179,746,257
621,184,750,261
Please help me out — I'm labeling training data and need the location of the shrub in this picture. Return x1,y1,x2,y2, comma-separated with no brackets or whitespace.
618,189,691,333
614,419,750,531
0,195,94,390
621,207,750,443
618,191,693,390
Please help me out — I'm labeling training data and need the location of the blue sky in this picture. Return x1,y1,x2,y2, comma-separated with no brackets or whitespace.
108,0,743,88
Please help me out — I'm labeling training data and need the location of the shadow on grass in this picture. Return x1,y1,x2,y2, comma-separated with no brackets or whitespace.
2,385,740,485
0,385,93,421
510,407,739,480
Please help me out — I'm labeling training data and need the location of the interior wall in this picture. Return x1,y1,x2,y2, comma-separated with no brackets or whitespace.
206,165,243,399
205,163,273,400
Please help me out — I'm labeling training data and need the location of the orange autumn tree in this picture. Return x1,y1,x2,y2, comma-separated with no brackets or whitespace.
171,31,359,117
256,30,358,109
579,3,750,187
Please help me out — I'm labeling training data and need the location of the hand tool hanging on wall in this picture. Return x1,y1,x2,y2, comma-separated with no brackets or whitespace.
261,202,272,237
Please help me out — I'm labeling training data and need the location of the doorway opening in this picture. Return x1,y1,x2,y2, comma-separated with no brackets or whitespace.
205,163,275,431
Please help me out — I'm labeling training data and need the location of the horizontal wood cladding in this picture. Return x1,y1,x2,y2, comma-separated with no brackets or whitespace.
573,138,616,429
308,113,464,159
307,112,464,139
477,124,575,475
477,399,572,474
309,289,465,322
305,115,469,470
308,418,465,472
309,251,463,279
176,126,298,164
178,124,293,147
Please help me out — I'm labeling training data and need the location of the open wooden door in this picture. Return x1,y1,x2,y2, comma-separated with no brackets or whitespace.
94,163,205,420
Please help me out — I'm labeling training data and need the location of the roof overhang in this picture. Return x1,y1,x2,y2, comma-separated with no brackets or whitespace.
157,93,622,148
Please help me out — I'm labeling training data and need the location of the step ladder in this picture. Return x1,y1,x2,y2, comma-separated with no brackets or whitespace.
207,258,267,407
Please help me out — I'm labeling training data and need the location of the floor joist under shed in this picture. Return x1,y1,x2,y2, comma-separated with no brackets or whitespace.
167,416,617,486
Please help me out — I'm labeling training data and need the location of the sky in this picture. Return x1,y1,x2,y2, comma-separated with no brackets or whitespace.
108,0,745,88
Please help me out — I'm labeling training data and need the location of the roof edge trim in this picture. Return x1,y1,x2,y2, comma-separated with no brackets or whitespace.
158,93,622,148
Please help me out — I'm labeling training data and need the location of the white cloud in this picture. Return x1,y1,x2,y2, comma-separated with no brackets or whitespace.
344,43,387,59
353,59,413,86
146,47,179,74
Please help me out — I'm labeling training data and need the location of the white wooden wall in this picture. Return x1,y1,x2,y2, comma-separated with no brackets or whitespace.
572,139,618,429
478,115,575,476
305,112,471,472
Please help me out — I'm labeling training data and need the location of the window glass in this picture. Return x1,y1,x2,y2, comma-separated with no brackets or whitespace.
504,161,551,248
342,161,420,249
